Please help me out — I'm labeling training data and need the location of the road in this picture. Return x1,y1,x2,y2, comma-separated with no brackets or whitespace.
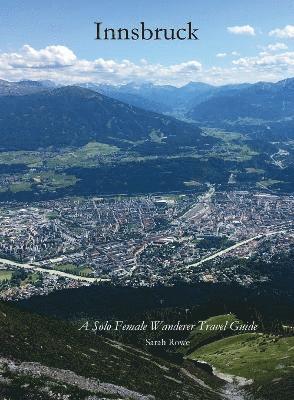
183,230,287,270
0,230,289,282
0,257,109,283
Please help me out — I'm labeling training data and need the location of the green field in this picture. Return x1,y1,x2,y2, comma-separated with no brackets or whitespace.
256,179,283,188
202,128,245,142
9,182,32,193
0,172,79,194
0,151,44,167
183,180,201,187
0,133,288,200
53,264,93,277
34,172,79,190
0,270,13,282
47,141,119,168
202,128,259,161
0,142,119,170
188,332,294,383
245,168,265,174
25,272,42,284
181,314,241,355
149,129,166,144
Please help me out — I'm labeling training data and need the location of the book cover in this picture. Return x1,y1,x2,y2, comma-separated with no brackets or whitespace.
0,1,293,399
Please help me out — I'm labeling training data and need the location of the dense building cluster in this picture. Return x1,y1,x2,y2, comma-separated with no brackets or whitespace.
0,189,293,297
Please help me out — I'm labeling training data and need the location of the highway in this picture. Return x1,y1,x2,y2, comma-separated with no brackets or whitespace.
183,230,287,270
0,257,109,283
0,230,289,282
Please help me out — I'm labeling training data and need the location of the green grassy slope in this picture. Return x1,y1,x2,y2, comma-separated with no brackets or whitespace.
187,331,294,399
180,314,242,355
0,302,224,400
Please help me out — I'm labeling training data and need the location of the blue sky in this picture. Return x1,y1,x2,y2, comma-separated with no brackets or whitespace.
0,0,293,86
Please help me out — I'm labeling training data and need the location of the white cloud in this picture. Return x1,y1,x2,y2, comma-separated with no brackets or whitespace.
1,45,77,69
232,51,294,68
269,25,294,38
0,44,293,87
217,51,240,58
266,42,288,52
227,25,255,36
231,51,294,83
0,45,202,86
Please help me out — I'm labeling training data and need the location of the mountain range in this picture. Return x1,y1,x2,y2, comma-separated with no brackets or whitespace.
0,77,292,141
0,79,57,96
85,78,294,141
0,77,292,199
79,81,253,116
188,78,294,124
0,85,207,151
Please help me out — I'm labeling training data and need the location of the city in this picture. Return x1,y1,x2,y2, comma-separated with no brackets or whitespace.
0,187,293,299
